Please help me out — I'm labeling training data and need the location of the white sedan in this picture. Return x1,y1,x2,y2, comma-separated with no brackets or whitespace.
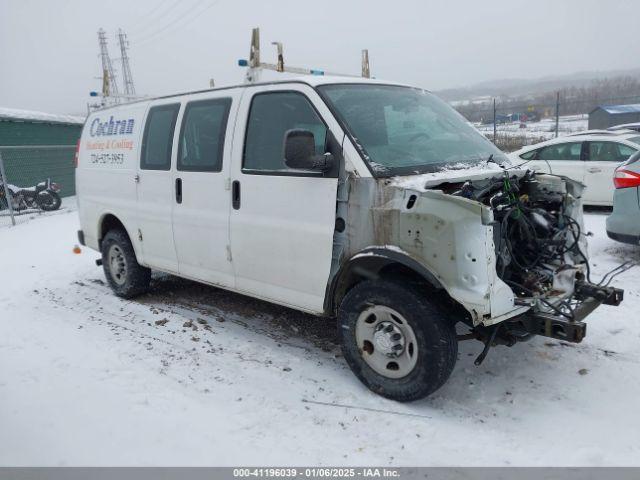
509,131,640,206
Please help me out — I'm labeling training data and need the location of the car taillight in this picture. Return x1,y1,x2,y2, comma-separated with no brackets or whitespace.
613,168,640,189
74,139,80,167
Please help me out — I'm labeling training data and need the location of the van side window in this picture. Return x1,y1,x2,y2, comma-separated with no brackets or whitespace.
243,92,327,173
178,98,232,172
141,103,180,170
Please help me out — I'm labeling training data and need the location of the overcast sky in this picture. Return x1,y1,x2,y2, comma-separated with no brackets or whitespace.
1,0,638,116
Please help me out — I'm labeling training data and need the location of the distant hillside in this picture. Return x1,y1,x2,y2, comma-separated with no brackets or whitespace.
437,68,640,103
440,68,640,122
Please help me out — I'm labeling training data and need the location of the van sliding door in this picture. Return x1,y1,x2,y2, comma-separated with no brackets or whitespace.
171,93,240,287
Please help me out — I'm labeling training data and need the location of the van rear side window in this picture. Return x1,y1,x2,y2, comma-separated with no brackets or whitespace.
141,104,180,170
178,98,232,172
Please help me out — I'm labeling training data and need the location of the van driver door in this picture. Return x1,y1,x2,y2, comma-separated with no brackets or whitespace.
228,84,342,313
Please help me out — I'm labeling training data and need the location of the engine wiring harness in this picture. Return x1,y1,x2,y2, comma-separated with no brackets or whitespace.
456,170,593,320
450,168,630,364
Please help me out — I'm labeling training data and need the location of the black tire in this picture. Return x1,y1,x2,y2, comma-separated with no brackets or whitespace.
101,229,151,298
338,280,458,402
38,191,61,211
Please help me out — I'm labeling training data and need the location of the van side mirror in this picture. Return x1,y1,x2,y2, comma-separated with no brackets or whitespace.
283,129,334,172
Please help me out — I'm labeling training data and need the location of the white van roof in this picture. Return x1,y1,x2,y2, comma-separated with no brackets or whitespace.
93,76,412,112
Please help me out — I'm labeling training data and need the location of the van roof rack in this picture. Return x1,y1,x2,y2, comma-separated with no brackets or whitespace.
238,27,371,83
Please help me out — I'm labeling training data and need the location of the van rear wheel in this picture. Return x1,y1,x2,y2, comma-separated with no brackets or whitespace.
101,229,151,298
338,280,457,402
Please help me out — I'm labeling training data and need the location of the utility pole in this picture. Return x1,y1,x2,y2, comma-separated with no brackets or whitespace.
117,29,136,96
493,98,497,141
555,91,560,138
98,28,120,103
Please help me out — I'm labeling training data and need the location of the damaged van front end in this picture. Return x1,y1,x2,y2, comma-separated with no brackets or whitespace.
320,81,624,396
340,168,623,357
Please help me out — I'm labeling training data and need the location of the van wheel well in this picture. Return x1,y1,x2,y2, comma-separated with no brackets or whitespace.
330,257,469,326
332,259,435,313
99,214,127,249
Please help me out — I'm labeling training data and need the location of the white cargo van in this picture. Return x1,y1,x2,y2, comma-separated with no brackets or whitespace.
76,77,623,401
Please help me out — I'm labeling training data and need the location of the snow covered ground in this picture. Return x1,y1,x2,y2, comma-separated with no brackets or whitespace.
475,114,589,143
1,200,640,466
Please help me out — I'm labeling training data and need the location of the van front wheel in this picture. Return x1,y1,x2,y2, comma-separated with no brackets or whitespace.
338,280,457,402
101,229,151,298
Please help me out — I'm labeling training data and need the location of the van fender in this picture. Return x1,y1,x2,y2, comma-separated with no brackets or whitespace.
325,247,443,315
97,211,144,265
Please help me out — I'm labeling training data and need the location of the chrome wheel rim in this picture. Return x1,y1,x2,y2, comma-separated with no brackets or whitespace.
108,244,128,286
355,305,418,379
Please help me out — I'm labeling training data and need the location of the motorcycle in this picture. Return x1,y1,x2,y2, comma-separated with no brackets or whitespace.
0,178,62,212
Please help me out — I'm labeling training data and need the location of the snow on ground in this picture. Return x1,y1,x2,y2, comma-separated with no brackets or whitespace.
1,201,640,466
475,114,589,141
0,197,77,228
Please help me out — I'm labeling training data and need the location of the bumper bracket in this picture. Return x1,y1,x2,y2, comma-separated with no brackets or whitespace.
504,282,624,343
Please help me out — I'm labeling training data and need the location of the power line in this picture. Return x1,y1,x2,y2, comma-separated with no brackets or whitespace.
129,0,186,37
135,0,216,46
129,0,174,32
135,0,219,46
133,0,209,44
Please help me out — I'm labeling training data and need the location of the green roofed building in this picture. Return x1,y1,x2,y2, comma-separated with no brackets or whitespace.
0,108,85,197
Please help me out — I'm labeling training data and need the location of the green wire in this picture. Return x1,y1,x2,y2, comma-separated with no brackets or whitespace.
503,173,521,217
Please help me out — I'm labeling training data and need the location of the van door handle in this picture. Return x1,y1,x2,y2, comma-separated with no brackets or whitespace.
232,180,240,210
587,167,602,173
175,178,182,204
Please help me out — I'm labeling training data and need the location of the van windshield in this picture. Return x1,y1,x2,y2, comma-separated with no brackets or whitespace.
317,84,508,176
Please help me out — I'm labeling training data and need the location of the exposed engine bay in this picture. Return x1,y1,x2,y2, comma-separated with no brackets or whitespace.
420,168,623,364
451,170,588,320
341,168,624,359
382,168,622,365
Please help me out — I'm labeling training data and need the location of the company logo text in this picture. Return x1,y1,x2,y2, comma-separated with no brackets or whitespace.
90,116,135,136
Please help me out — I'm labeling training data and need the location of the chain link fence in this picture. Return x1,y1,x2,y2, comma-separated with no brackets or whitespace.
0,145,76,227
454,93,640,152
